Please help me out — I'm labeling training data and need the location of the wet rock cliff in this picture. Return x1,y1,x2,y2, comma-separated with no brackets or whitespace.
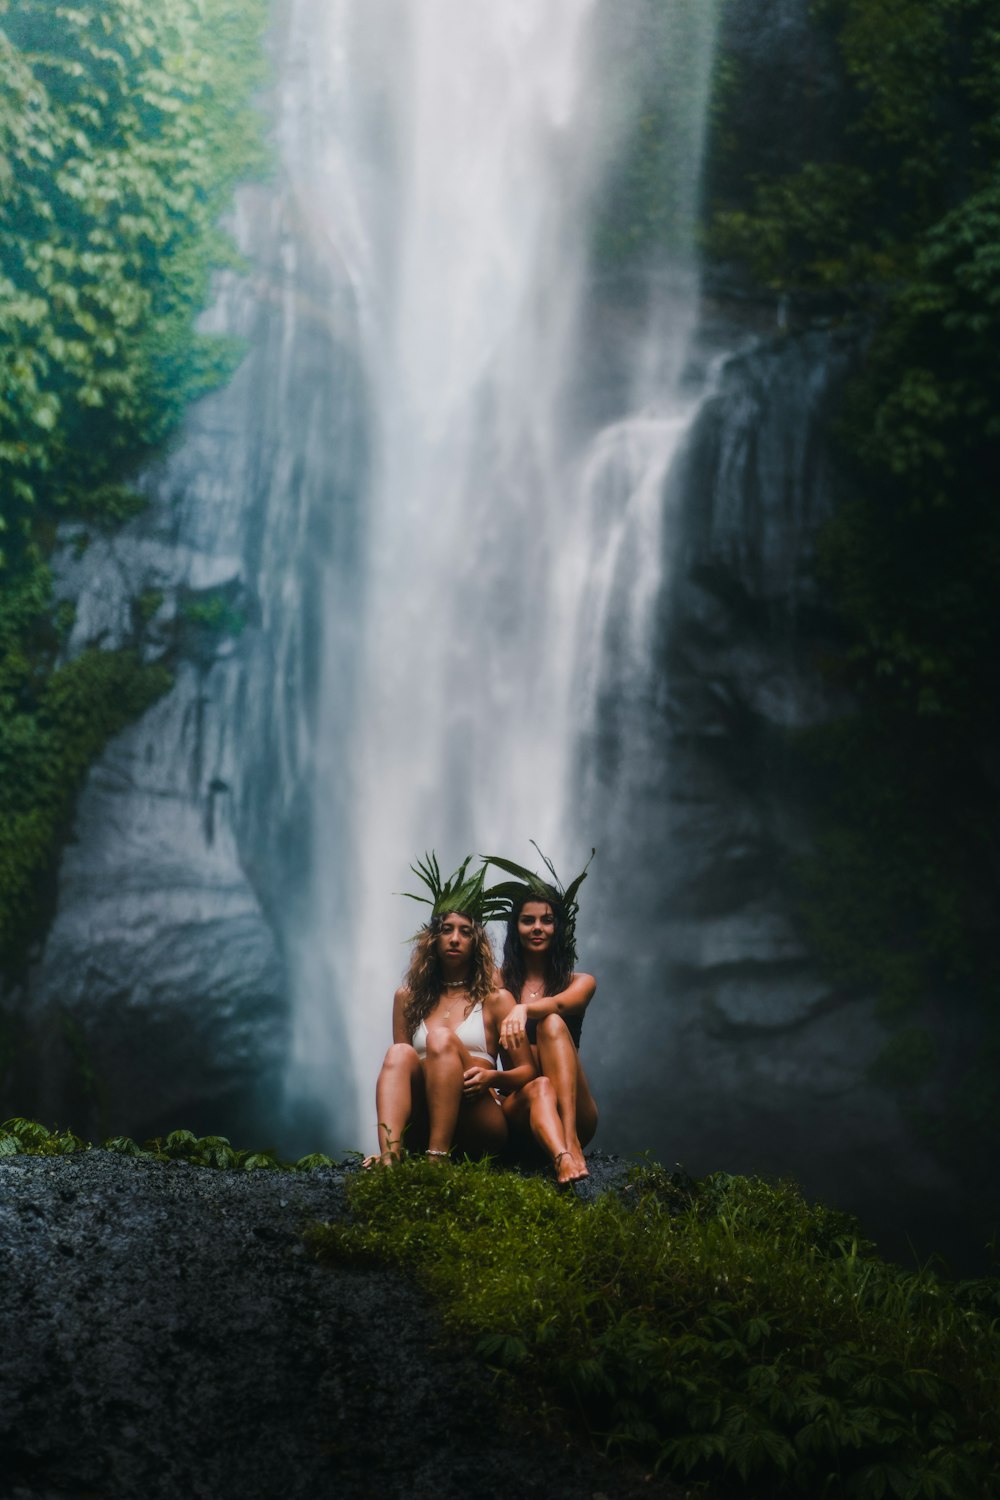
584,326,937,1247
7,5,363,1143
581,3,966,1261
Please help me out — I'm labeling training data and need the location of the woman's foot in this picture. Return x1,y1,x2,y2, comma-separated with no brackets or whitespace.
553,1150,585,1185
559,1146,589,1183
362,1149,401,1169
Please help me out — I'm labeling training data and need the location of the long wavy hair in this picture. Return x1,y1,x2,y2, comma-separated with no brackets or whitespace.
500,890,575,999
402,911,496,1036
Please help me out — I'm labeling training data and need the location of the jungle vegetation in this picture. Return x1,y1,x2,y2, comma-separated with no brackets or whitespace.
0,1114,337,1169
314,1155,1000,1500
0,0,268,970
706,0,1000,1168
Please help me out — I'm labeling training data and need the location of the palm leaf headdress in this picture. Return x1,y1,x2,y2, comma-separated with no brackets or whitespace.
401,851,509,928
480,842,595,962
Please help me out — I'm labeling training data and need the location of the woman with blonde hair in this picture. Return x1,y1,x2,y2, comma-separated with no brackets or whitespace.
369,854,539,1165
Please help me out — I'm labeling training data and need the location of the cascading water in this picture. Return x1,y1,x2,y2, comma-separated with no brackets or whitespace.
284,0,721,1149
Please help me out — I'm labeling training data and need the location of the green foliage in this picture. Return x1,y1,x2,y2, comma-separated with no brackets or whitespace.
0,0,269,966
0,1116,341,1172
0,615,171,959
136,587,163,624
403,851,510,926
308,1159,1000,1498
0,1115,87,1156
178,587,246,637
706,0,1000,1163
0,0,269,550
868,1028,936,1090
709,0,1000,291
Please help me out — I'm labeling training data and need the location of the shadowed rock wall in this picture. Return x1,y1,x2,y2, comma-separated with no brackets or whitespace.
584,322,966,1264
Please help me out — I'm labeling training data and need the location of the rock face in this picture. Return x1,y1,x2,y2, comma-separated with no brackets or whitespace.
0,1151,681,1500
14,10,364,1143
583,324,968,1266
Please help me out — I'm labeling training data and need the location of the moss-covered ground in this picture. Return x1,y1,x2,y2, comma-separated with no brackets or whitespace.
5,1122,999,1498
316,1150,998,1499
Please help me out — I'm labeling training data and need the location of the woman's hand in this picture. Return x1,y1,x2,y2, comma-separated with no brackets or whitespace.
462,1066,495,1100
499,1003,528,1051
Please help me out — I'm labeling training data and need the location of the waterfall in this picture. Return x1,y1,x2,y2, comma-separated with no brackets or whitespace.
283,0,721,1149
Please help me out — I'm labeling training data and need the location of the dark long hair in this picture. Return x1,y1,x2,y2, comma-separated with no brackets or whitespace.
402,912,495,1037
500,890,575,999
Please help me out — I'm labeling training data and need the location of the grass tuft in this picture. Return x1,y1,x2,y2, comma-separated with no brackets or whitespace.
0,1117,340,1172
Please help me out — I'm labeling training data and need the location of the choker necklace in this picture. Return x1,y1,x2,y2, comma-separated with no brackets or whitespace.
443,979,467,988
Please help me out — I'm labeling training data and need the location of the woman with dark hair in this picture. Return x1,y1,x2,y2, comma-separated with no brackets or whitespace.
368,855,544,1166
485,847,598,1184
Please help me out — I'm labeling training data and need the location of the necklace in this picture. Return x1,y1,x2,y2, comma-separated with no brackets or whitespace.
441,980,468,1021
525,984,544,999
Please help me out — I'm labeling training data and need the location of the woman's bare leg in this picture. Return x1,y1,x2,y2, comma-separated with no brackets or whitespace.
535,1015,598,1178
502,1076,576,1182
423,1028,509,1159
574,1061,598,1147
421,1028,470,1154
453,1091,508,1159
374,1043,426,1161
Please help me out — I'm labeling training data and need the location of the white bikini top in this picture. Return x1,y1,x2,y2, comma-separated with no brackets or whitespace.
411,999,493,1066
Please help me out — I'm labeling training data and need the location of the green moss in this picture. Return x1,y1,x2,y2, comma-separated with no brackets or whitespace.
0,639,172,963
136,588,164,625
308,1157,1000,1497
179,588,246,637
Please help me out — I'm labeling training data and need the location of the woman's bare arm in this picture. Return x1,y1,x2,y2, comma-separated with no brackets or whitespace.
527,971,596,1021
391,986,411,1045
499,973,596,1051
469,988,536,1095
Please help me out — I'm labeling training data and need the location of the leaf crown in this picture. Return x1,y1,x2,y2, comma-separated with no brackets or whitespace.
480,842,595,958
401,851,509,928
